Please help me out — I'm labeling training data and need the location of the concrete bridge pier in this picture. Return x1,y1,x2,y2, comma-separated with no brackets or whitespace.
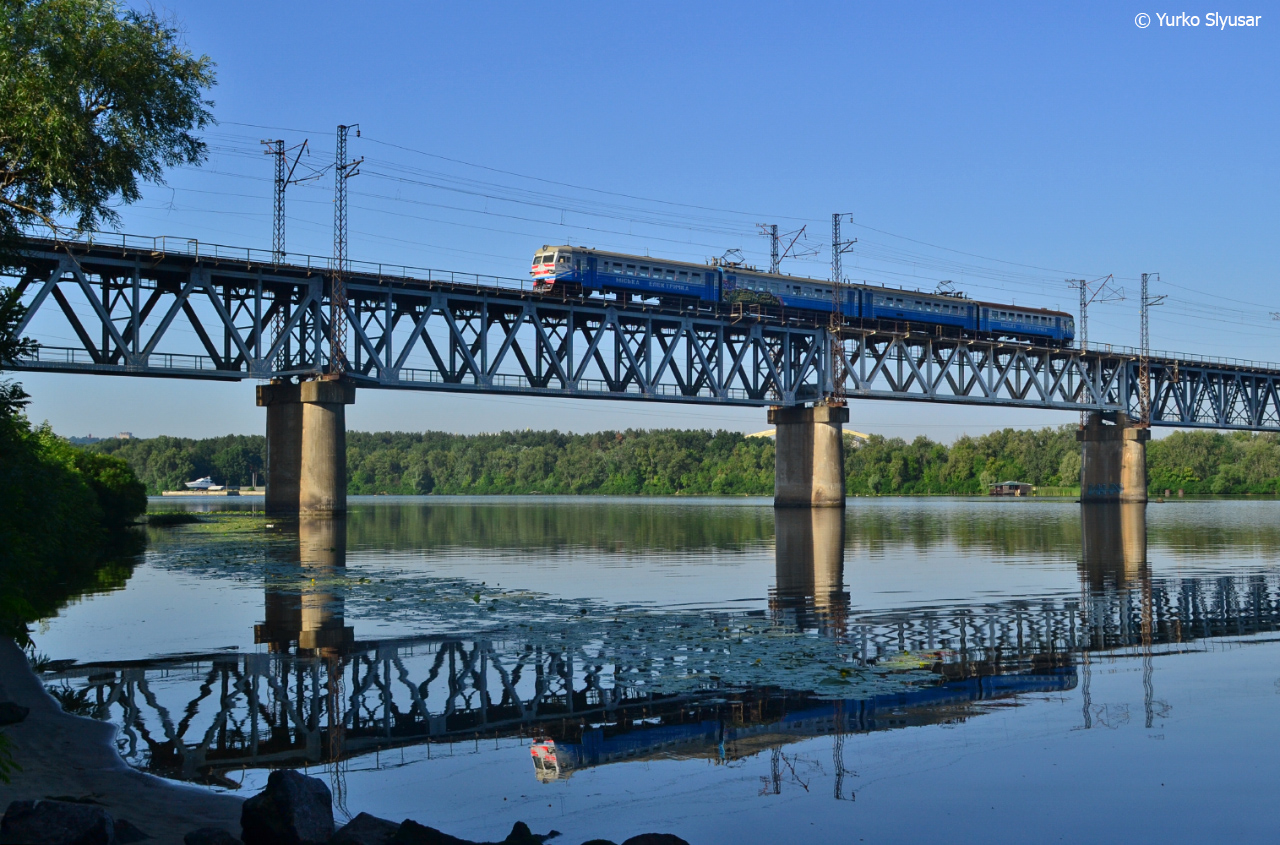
769,403,850,508
1077,411,1149,503
257,379,356,516
298,380,356,516
258,382,302,516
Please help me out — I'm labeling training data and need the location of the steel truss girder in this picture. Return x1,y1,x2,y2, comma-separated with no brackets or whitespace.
9,238,1280,428
6,240,825,406
833,332,1280,430
341,284,826,406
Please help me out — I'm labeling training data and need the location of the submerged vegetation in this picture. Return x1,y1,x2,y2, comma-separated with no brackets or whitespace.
86,425,1280,497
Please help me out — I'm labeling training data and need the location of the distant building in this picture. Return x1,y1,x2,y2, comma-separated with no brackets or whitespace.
116,432,133,439
989,481,1032,497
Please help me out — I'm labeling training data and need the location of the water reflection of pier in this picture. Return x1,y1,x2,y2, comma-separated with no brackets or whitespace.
47,505,1280,785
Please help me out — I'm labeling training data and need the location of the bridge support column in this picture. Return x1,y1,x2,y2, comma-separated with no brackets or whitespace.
300,380,356,516
258,382,302,517
769,403,849,508
1077,411,1149,503
257,379,356,516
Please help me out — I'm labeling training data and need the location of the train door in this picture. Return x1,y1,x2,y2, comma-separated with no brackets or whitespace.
844,287,859,319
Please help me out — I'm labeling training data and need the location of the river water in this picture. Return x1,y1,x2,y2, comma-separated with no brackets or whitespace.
31,497,1280,843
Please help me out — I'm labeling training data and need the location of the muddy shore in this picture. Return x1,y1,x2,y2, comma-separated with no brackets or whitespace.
0,638,243,845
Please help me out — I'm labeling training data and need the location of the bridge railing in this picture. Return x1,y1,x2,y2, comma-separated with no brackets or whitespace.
38,231,539,293
16,345,225,373
1078,341,1280,373
395,368,770,401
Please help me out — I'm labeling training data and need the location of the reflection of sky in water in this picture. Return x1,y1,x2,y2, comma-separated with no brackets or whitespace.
31,497,1280,843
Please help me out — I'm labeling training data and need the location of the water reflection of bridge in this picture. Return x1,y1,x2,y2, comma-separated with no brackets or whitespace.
47,505,1280,784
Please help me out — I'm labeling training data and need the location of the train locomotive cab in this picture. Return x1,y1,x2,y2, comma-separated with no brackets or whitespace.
531,246,575,289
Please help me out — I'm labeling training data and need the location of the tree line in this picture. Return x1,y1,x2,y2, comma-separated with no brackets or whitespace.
84,425,1280,497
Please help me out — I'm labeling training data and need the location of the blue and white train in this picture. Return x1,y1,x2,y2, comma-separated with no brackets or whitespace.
531,245,1075,346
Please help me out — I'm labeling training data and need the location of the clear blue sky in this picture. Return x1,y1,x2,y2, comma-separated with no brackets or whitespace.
19,0,1280,440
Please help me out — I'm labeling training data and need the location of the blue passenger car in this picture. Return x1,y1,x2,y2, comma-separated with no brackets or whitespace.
860,287,975,331
721,268,858,318
531,245,1075,347
533,245,716,301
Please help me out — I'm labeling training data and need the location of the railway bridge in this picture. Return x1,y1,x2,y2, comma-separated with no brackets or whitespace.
9,233,1280,511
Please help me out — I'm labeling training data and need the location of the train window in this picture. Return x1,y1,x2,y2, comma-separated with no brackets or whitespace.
626,264,636,273
639,266,649,276
558,254,570,264
678,271,687,279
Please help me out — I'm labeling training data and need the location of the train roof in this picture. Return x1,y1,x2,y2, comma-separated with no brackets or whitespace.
969,298,1073,318
539,245,714,271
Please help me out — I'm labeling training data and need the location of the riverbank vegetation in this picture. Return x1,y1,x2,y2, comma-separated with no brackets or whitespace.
0,413,146,643
84,426,1280,497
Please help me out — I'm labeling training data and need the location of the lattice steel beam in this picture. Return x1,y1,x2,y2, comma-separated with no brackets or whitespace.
8,235,1280,428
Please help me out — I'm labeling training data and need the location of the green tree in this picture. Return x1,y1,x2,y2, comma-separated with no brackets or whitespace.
0,285,34,414
0,0,215,243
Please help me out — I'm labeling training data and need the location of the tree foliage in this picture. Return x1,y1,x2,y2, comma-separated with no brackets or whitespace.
89,433,266,494
0,0,215,241
845,427,1081,495
0,284,34,414
88,425,1280,498
0,413,145,643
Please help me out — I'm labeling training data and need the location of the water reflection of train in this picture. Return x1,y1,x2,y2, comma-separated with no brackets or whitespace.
531,246,1075,345
529,664,1075,781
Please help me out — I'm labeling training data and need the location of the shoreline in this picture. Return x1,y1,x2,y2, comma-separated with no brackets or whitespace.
0,638,242,845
